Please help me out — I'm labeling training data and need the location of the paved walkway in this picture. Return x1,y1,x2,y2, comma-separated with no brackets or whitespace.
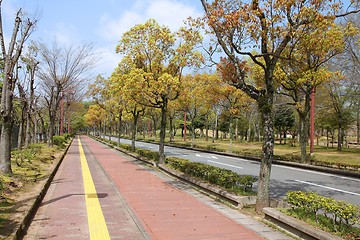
24,135,291,240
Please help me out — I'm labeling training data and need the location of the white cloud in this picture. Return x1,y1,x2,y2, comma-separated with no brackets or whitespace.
98,12,142,42
94,0,203,76
43,22,80,47
95,46,123,77
145,0,201,31
97,0,202,42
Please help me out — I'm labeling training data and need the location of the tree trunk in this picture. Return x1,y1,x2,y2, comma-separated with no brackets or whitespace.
337,125,342,151
298,115,308,162
215,114,219,140
169,115,174,142
0,121,13,174
235,118,238,141
229,120,233,153
326,129,329,148
48,114,56,146
131,112,138,152
117,116,122,145
255,95,274,213
0,62,15,174
17,110,26,150
33,114,38,144
152,116,157,138
158,99,168,164
24,112,31,147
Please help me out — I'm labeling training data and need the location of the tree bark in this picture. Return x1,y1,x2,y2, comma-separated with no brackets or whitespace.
117,115,122,145
255,94,274,212
131,112,138,152
337,124,343,151
158,98,168,164
169,114,175,142
0,6,36,174
229,119,233,153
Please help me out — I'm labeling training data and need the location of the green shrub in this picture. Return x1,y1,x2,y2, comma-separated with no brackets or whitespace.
53,135,66,147
286,191,360,237
136,149,160,162
166,157,257,194
118,143,133,151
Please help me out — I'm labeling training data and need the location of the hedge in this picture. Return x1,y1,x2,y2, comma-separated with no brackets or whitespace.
166,157,257,194
286,191,360,237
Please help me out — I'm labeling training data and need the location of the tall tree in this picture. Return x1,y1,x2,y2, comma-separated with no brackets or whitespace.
0,2,37,174
115,19,202,164
200,0,359,212
177,73,218,147
278,21,355,161
36,42,96,146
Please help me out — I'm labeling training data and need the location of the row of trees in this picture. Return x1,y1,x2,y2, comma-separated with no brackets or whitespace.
86,1,359,212
0,1,95,175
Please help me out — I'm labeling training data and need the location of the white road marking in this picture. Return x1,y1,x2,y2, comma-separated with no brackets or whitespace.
211,156,218,159
276,165,360,182
224,156,251,162
196,154,201,157
294,180,360,196
207,160,243,169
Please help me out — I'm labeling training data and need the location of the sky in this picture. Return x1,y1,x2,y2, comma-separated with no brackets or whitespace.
3,0,204,78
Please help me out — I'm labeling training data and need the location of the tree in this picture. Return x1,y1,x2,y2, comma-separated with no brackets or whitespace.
214,80,252,152
200,0,359,212
278,21,355,161
274,105,295,144
340,14,360,144
85,104,106,134
0,2,37,174
177,73,218,147
37,42,96,146
115,19,202,164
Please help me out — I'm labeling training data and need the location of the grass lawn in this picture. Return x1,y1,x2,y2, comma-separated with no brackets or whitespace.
0,143,68,238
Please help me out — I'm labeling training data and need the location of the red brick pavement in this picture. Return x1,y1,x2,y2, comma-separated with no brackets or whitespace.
81,135,265,240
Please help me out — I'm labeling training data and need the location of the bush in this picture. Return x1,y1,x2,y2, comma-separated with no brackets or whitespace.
62,133,74,140
166,157,257,194
286,191,360,237
53,135,66,147
136,149,160,162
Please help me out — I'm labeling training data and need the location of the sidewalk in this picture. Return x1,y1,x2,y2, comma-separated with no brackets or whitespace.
24,135,292,239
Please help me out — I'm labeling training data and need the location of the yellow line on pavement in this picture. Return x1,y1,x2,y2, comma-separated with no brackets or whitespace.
78,137,110,240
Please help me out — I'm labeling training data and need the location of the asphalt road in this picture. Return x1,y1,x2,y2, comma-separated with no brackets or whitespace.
107,136,360,206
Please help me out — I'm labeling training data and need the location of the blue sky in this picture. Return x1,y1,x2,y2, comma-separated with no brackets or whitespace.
3,0,204,78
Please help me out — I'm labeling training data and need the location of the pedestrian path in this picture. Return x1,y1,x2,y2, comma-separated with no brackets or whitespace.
24,135,292,239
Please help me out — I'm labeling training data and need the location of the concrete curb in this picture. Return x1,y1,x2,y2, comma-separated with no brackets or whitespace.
263,208,343,240
14,140,73,240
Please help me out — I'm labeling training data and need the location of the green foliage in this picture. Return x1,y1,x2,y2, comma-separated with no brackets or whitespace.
12,144,43,166
286,191,360,238
118,143,133,151
166,157,257,194
52,135,67,147
274,105,295,135
62,133,74,140
136,149,160,162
